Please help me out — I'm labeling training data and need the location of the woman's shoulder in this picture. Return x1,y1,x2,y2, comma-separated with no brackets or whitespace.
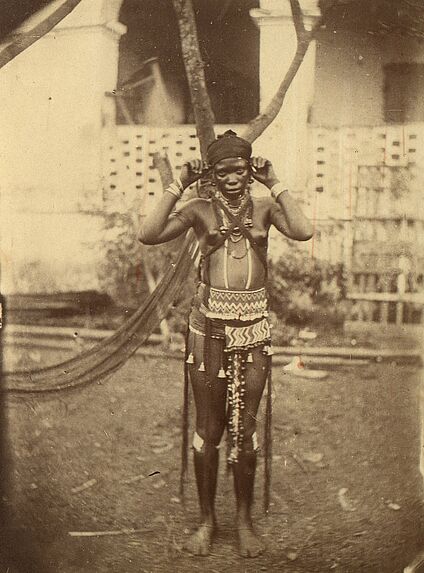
175,197,212,223
252,194,272,202
179,196,212,209
179,197,211,213
252,194,274,210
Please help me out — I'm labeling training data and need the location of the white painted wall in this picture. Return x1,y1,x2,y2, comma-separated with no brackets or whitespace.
0,0,125,294
313,31,424,127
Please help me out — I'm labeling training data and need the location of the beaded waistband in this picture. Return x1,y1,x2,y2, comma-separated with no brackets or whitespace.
200,284,268,321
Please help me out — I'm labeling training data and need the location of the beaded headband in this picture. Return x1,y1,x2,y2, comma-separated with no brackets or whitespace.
206,129,252,167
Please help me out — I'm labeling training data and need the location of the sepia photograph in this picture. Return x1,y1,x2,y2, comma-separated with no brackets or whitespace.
0,0,423,571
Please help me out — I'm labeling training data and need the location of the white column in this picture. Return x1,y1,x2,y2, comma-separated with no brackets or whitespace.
250,0,320,195
0,0,126,293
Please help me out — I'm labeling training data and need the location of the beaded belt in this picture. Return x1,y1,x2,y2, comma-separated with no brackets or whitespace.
202,285,268,321
225,318,271,352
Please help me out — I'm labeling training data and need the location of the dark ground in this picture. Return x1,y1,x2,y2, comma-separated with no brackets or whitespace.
2,347,424,572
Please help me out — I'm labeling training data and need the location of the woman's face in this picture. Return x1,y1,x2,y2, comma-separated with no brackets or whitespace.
213,157,250,199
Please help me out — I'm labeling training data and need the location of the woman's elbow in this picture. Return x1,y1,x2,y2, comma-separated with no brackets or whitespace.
138,227,156,245
300,230,314,241
296,223,314,241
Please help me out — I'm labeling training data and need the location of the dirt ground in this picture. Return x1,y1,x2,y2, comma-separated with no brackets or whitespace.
2,348,424,573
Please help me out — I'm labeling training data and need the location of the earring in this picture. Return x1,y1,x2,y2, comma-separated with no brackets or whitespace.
249,177,254,184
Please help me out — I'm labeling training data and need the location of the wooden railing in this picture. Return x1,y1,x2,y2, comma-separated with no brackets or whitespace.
347,291,424,325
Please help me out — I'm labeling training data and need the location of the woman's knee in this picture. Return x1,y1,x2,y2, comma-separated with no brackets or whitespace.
195,421,225,448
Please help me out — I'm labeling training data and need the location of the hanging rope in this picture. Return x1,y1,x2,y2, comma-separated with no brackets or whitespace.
179,325,191,504
5,233,199,394
264,358,273,514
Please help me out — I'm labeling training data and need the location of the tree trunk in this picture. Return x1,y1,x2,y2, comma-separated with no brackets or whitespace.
0,0,83,70
171,0,216,156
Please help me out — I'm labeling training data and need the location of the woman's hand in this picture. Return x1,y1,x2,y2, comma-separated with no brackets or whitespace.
180,159,210,189
250,157,280,189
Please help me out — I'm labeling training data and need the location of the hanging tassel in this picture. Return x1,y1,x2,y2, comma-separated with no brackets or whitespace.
262,345,269,355
247,352,253,363
226,350,245,465
185,353,194,364
267,346,274,356
198,362,205,372
218,367,226,379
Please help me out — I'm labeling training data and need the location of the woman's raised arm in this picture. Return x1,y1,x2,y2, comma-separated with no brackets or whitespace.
138,159,208,245
251,157,314,242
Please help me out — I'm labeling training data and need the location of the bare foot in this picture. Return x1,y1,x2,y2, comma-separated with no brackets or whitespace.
184,523,216,556
238,525,264,558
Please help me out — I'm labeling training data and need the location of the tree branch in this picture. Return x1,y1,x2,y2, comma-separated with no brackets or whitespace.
0,0,83,70
241,1,338,143
171,0,216,157
241,37,314,143
290,0,306,37
153,152,174,189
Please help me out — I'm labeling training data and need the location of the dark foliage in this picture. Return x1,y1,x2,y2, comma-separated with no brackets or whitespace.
267,247,348,328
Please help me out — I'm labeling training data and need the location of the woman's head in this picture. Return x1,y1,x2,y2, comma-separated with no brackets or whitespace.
207,130,252,199
212,157,250,198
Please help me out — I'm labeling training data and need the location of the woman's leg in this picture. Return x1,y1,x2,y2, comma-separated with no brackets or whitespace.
232,345,270,557
184,333,228,556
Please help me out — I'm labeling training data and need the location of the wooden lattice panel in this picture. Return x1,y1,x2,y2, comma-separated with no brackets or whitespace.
102,125,243,215
311,124,424,211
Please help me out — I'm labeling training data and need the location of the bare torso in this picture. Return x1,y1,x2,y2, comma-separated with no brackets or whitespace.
176,196,274,290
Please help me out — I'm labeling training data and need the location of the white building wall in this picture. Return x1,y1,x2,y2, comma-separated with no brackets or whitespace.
313,32,424,127
0,0,125,294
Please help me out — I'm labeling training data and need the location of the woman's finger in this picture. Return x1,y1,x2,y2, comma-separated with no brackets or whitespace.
251,156,268,170
188,159,202,173
250,156,259,169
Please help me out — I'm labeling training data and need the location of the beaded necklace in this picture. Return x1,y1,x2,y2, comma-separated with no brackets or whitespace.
213,189,254,289
214,189,253,242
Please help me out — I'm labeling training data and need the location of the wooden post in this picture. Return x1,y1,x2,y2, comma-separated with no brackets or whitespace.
343,220,354,293
380,302,389,324
368,274,377,292
396,301,404,325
